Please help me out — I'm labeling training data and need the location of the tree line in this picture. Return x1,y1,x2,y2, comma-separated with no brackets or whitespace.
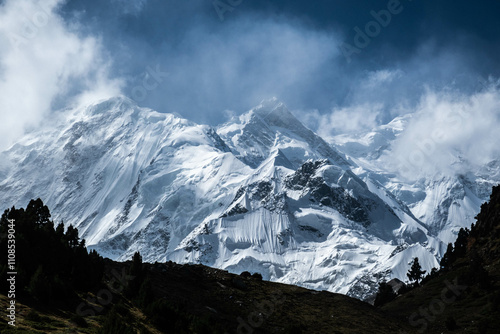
0,198,104,303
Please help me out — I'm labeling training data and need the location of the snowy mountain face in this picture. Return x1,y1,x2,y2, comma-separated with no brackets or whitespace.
217,99,351,170
0,97,494,300
331,116,500,247
0,98,251,260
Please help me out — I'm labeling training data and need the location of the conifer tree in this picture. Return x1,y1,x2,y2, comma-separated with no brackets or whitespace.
0,198,104,299
440,243,455,269
126,251,144,297
374,281,396,307
130,251,143,277
454,227,470,258
407,257,426,285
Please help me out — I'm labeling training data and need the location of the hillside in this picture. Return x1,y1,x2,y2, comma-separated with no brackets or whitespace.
0,199,415,333
381,185,500,333
0,260,419,333
0,259,417,334
2,188,500,333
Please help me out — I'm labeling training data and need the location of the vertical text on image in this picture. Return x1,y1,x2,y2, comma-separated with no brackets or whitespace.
6,218,17,327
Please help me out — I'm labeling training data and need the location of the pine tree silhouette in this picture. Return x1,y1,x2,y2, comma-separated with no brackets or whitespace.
407,257,426,285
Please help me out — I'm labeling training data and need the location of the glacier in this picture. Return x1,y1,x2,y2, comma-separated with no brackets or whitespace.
0,96,497,300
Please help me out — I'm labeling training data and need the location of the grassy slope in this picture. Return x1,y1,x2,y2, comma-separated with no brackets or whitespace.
382,261,500,333
9,187,500,333
0,259,417,333
0,289,162,334
382,186,500,334
123,260,416,333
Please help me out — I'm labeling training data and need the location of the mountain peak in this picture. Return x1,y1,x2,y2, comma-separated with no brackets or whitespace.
217,100,351,169
256,97,286,112
83,95,139,115
2,95,495,305
252,98,296,126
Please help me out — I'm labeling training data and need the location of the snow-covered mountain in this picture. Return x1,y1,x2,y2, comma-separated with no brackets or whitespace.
331,116,500,247
0,97,496,300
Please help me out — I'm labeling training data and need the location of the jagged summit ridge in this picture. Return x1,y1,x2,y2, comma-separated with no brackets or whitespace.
1,96,495,301
252,97,297,126
217,98,350,169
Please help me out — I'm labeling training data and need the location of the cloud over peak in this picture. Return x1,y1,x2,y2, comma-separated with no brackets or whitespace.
0,0,122,150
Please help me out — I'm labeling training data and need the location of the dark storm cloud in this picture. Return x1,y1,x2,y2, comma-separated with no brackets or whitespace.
59,0,344,122
54,0,500,126
1,0,499,154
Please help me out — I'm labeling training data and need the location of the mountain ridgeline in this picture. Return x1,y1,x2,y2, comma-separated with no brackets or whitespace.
378,185,500,333
0,96,498,300
1,185,500,333
0,198,416,333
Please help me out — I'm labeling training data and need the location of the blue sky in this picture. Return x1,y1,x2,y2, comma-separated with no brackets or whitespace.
1,0,500,158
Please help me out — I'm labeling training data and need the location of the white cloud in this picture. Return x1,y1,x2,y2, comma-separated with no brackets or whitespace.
0,0,122,150
383,86,500,180
302,62,500,181
364,69,403,88
299,103,382,141
141,16,342,122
